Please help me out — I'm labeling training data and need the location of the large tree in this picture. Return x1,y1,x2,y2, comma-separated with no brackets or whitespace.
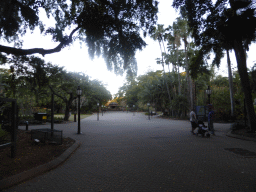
48,68,91,121
150,24,172,111
173,0,256,131
0,0,158,75
175,17,194,110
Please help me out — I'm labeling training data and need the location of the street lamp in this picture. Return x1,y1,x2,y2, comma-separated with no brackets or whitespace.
147,103,150,120
133,105,135,116
97,103,99,121
74,98,77,122
206,85,212,104
77,86,82,134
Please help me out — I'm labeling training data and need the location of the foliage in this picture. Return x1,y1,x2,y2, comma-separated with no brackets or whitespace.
171,94,188,116
117,75,140,108
117,70,190,116
250,63,256,93
0,0,158,76
0,126,8,141
88,79,112,105
116,64,254,121
18,115,34,121
48,68,111,119
1,55,112,120
173,0,256,130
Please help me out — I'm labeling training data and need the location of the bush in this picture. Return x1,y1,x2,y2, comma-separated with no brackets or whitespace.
46,117,64,124
0,126,8,141
19,115,34,121
230,121,248,130
18,115,43,125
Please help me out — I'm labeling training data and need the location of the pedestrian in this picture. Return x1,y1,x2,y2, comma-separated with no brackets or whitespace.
208,104,215,135
190,108,197,135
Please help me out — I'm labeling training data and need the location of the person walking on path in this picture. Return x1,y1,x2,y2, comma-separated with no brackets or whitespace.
208,104,215,135
190,108,197,135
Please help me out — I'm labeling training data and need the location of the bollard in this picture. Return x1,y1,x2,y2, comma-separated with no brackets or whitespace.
26,121,29,131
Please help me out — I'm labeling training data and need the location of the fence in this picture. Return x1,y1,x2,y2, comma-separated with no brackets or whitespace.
0,98,18,158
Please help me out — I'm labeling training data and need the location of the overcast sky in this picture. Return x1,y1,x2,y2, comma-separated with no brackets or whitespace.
2,0,256,96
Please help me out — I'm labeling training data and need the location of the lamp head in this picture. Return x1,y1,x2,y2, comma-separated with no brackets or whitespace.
206,86,212,95
76,86,82,96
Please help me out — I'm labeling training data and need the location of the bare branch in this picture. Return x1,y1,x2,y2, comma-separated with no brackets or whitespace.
0,27,80,56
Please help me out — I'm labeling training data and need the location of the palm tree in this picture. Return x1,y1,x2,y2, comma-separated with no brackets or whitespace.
173,0,256,131
171,21,182,96
150,24,172,113
175,17,194,110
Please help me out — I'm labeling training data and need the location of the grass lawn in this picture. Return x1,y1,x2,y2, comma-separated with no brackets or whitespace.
54,114,92,121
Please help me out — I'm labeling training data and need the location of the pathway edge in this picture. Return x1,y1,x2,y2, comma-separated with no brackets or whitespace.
0,140,81,191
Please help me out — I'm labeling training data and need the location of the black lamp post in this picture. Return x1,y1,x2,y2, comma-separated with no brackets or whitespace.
97,103,99,121
74,98,77,122
133,105,135,116
206,85,212,104
147,103,150,120
77,86,82,134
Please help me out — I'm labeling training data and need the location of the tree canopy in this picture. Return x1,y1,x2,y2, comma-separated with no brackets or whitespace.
173,0,256,130
173,0,256,65
0,0,158,75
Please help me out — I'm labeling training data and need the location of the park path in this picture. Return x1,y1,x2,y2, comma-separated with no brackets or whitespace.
5,111,256,191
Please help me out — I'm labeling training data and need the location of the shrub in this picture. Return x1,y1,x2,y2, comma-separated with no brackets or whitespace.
230,121,248,130
19,115,34,121
0,126,8,141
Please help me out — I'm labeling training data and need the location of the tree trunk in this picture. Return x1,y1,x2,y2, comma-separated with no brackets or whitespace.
176,48,181,96
64,93,74,121
64,102,70,121
159,41,172,108
233,39,256,131
34,89,39,106
178,66,181,95
184,39,193,110
226,49,235,119
189,76,193,109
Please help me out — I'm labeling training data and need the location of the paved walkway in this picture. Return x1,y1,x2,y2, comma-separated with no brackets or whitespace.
3,112,256,191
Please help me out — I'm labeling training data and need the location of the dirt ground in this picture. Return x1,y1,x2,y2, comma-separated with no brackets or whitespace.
0,129,75,180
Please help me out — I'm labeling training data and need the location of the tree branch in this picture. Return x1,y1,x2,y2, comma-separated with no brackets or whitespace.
49,85,67,102
0,27,80,56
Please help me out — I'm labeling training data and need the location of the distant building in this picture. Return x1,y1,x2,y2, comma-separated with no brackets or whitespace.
108,102,119,110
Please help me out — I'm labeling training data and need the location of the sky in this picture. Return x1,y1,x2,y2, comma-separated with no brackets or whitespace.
2,0,256,96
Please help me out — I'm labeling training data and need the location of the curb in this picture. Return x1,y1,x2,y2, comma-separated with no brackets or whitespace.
0,140,81,191
226,131,256,142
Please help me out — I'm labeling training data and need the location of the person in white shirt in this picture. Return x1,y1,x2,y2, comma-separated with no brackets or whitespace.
190,108,197,135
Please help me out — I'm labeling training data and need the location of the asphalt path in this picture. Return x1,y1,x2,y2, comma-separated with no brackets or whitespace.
4,111,256,192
